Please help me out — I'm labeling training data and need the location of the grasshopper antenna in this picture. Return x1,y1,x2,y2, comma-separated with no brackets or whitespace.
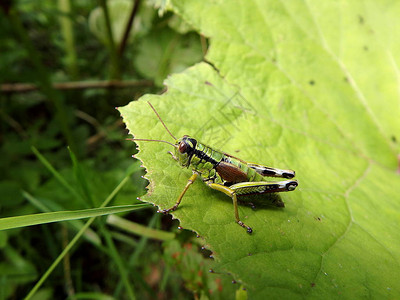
147,101,177,140
126,138,177,147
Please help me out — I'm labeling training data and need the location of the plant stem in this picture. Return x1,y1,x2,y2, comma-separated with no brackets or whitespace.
58,0,79,79
99,0,120,79
118,0,141,57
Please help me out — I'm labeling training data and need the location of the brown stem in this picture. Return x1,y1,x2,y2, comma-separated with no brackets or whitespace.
1,79,153,94
118,0,141,57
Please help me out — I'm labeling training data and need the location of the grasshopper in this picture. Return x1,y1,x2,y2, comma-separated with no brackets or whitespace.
130,102,298,234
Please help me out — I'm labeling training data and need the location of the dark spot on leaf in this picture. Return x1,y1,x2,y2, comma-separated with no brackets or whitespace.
309,80,315,85
391,135,397,143
358,15,364,24
205,81,213,86
311,282,316,287
344,77,349,83
363,46,368,51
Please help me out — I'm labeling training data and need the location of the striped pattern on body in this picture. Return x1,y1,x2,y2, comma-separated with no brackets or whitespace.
179,136,294,186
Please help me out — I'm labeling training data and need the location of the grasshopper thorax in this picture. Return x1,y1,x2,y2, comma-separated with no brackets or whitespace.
175,135,197,167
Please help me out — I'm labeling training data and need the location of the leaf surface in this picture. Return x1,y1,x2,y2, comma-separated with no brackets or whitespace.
120,1,400,298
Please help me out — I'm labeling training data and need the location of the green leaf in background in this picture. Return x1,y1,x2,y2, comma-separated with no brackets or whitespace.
120,0,400,299
133,27,204,86
88,0,155,46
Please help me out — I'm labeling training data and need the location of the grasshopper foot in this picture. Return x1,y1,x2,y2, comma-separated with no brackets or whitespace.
286,180,298,191
160,206,178,214
237,221,253,234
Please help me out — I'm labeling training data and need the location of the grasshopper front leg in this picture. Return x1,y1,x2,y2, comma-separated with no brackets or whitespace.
161,172,198,213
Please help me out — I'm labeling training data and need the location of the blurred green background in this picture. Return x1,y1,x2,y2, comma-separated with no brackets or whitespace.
0,1,237,299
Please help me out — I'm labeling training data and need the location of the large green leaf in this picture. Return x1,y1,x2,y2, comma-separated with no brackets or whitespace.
120,0,400,298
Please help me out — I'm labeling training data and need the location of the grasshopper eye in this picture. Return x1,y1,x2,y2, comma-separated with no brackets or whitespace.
178,141,187,153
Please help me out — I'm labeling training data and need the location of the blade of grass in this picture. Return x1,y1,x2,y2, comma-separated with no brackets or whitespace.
31,146,83,202
101,226,136,300
22,190,51,213
107,215,174,241
111,231,138,248
22,190,101,245
68,147,95,207
114,213,159,298
23,191,101,245
0,204,149,231
24,174,148,300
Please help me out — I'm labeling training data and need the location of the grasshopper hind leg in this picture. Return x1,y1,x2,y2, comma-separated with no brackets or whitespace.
231,180,298,195
207,179,298,234
207,182,253,234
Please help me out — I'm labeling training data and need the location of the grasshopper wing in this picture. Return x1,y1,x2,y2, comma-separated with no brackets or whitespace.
247,163,295,179
216,161,248,183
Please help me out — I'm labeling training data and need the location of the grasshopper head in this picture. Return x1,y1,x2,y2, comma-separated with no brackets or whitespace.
175,135,197,167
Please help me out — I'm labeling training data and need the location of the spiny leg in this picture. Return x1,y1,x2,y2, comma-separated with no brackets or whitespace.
207,182,253,234
161,172,198,213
